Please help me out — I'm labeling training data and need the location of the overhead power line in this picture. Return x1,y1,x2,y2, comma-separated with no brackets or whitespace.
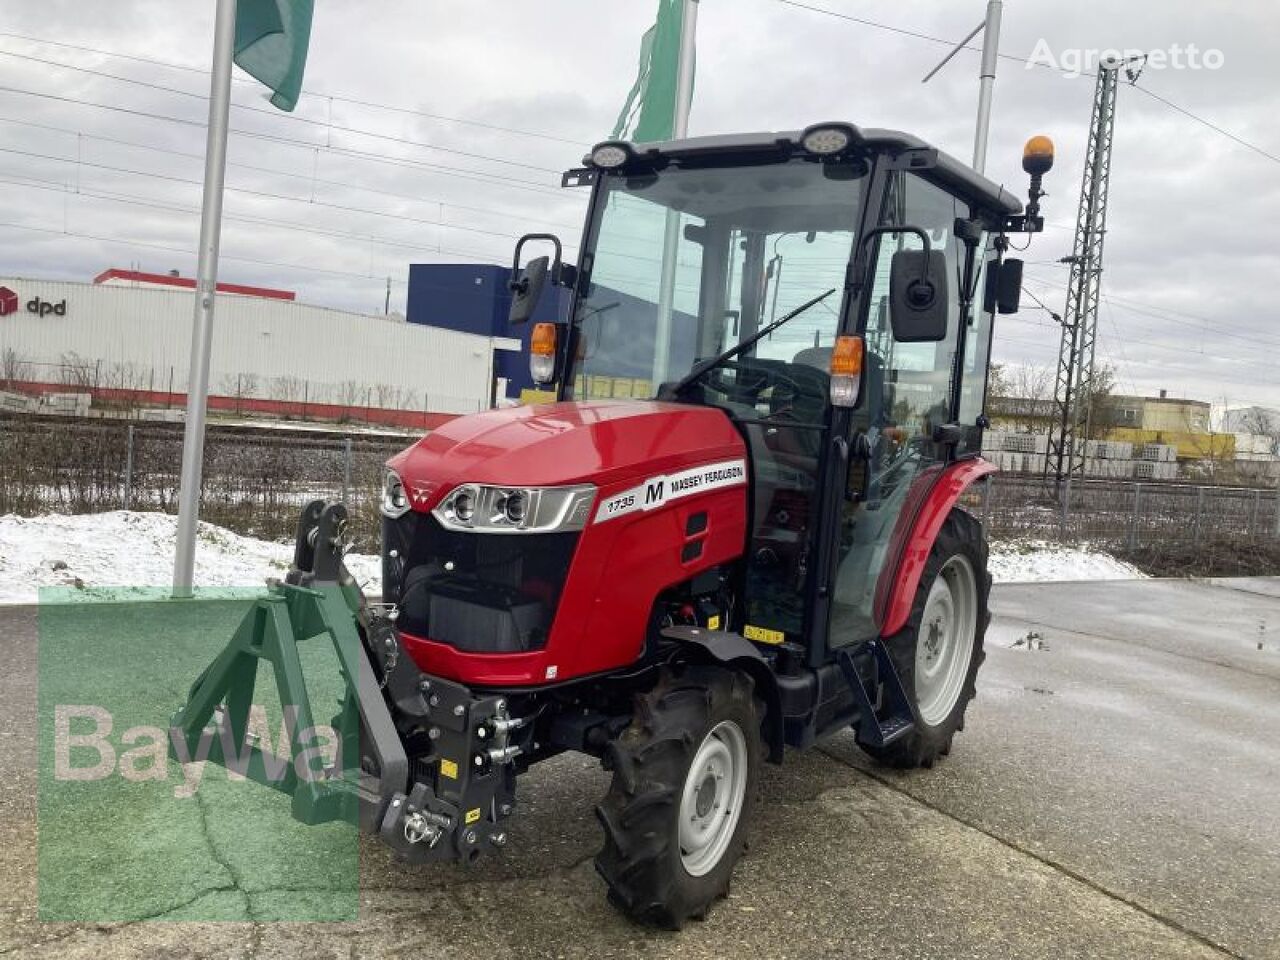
0,115,584,234
0,214,551,290
770,0,1279,169
1128,83,1280,167
0,169,579,258
0,31,590,147
0,84,573,198
1024,273,1280,350
0,52,563,176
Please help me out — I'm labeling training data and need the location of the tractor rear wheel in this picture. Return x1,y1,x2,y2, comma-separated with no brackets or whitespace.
862,508,990,769
595,665,762,929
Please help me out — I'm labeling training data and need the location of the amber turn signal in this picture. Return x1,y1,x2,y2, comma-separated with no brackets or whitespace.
530,322,557,384
829,336,864,408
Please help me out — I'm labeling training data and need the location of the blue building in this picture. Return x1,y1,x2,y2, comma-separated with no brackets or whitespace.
407,263,700,403
407,263,570,401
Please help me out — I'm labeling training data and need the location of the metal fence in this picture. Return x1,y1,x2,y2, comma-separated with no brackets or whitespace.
3,413,1278,556
971,473,1280,548
0,413,411,549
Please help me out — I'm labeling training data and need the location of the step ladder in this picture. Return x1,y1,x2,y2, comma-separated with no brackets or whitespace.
837,639,917,749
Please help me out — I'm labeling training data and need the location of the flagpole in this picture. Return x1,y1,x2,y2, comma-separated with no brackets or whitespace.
173,0,238,598
650,0,698,389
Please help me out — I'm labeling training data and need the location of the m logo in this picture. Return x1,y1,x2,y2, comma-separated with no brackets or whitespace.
0,286,16,317
644,479,665,506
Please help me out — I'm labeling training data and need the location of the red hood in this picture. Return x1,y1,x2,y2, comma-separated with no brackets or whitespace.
389,400,745,508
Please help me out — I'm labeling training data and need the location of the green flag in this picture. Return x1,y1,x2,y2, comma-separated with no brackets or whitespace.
234,0,314,112
612,0,692,142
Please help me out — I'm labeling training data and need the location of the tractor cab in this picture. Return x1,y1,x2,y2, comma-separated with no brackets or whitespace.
511,123,1036,660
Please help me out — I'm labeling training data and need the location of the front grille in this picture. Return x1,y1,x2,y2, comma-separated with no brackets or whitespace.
382,512,578,653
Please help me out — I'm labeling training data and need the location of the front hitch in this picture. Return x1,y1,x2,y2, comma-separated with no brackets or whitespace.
375,677,521,865
169,500,521,865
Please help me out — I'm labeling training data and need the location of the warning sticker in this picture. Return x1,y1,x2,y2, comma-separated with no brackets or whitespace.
744,624,785,645
439,758,459,780
465,808,482,825
595,459,747,524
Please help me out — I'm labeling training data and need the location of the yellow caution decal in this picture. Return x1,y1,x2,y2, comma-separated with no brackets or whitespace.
465,808,482,825
744,624,785,645
707,614,721,630
439,759,458,780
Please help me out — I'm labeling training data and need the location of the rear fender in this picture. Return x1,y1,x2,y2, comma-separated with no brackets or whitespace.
660,625,785,764
878,457,995,638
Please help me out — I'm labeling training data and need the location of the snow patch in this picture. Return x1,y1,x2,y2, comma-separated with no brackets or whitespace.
0,512,1144,605
0,511,380,604
988,539,1146,584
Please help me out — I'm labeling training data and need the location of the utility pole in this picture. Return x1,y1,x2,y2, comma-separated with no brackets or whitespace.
173,0,238,598
920,0,1003,175
1046,56,1142,492
972,0,1003,174
650,0,698,389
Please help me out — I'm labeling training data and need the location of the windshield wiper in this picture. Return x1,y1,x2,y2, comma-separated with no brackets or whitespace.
666,288,838,396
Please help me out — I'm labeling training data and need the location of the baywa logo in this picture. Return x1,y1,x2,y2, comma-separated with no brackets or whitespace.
0,286,17,316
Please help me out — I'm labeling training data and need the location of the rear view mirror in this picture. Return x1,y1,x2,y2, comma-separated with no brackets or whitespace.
889,249,949,342
509,255,549,325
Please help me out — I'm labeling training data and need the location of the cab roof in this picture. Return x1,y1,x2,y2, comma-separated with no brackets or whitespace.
589,123,1023,218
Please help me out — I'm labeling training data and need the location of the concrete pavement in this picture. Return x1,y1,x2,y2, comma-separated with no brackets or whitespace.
1,578,1276,959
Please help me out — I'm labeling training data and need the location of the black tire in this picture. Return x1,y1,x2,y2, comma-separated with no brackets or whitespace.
861,508,990,769
595,664,762,929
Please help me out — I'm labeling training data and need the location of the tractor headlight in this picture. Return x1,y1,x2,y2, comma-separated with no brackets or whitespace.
498,489,528,525
434,483,596,533
381,469,411,518
447,485,479,525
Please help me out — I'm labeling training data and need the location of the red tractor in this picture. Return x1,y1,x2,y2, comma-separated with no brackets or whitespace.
173,122,1053,928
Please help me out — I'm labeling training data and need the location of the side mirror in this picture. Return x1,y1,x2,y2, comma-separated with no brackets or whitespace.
995,259,1023,314
889,249,949,342
508,232,566,325
983,258,1024,315
509,255,549,325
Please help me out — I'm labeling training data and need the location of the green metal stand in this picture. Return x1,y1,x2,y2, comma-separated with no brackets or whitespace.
169,501,408,830
169,582,361,824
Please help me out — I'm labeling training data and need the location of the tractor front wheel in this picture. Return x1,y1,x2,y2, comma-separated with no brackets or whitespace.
862,508,990,769
595,665,762,929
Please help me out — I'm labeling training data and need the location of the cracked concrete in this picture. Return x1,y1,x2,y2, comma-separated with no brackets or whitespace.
2,578,1277,958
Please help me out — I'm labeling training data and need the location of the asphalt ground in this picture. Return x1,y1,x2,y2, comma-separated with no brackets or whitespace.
1,577,1277,959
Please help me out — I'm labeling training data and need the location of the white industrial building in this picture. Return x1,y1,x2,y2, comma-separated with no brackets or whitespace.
0,274,518,427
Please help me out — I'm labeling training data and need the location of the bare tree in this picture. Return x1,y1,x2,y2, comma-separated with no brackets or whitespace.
1238,407,1279,439
1,348,29,388
989,363,1054,433
269,375,304,403
217,373,260,414
58,352,96,389
1083,364,1118,440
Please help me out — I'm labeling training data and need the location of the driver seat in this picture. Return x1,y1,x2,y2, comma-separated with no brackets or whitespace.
792,346,832,373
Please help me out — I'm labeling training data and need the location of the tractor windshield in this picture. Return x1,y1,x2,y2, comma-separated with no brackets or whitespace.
570,158,867,401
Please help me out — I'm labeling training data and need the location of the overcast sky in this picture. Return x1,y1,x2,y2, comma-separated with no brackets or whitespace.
0,0,1276,409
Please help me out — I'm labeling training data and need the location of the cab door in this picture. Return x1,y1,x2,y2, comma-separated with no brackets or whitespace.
715,227,853,646
829,171,973,644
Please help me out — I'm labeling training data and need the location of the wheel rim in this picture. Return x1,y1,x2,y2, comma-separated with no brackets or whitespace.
914,555,978,727
679,719,749,877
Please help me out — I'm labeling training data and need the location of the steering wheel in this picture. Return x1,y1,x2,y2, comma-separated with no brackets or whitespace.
701,359,808,415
